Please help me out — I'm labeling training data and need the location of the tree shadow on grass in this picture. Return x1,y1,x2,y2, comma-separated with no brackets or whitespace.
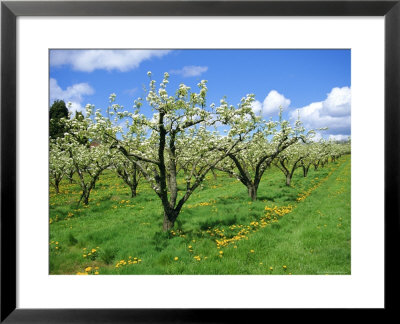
257,196,276,202
198,216,238,231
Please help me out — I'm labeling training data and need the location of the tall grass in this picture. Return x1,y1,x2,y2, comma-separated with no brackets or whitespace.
49,155,351,275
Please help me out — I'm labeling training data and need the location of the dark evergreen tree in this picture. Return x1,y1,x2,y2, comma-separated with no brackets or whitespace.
74,111,85,121
49,100,69,139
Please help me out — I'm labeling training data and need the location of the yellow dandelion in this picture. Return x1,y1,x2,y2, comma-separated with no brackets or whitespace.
174,257,179,261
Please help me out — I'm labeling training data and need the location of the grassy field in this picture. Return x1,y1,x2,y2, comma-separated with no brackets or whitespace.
49,155,351,275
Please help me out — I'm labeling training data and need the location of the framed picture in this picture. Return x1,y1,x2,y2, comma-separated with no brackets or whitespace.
1,0,398,321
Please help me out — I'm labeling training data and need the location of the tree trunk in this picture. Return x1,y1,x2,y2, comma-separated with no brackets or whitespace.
286,174,292,186
79,179,96,206
130,184,137,198
69,171,74,184
163,209,178,231
78,190,90,206
55,182,60,194
247,184,257,201
303,166,309,177
211,168,218,180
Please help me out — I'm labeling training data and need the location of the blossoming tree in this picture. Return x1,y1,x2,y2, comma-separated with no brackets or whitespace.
61,113,112,206
111,149,142,198
98,72,258,230
49,139,72,194
274,142,311,186
215,110,313,200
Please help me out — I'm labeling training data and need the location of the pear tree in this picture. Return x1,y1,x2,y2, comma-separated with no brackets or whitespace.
61,111,112,206
97,72,258,230
215,111,312,200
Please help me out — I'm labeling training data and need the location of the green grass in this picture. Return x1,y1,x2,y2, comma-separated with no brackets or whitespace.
49,155,351,275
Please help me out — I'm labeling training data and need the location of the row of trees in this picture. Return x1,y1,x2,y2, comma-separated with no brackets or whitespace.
49,72,350,230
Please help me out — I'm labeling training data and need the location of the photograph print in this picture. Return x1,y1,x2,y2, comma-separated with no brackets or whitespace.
49,49,351,275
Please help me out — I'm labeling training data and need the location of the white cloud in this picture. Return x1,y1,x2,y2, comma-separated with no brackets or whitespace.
170,66,208,77
322,87,351,117
329,134,351,142
251,100,263,115
291,86,351,136
50,50,171,72
252,90,291,117
310,132,323,142
50,78,94,113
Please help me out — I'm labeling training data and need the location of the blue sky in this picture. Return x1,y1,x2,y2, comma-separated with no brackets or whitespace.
49,49,351,140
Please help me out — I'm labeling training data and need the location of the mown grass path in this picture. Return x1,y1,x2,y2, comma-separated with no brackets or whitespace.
230,155,351,275
49,156,351,275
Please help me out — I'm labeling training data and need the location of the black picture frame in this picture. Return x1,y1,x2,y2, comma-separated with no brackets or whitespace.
1,0,399,322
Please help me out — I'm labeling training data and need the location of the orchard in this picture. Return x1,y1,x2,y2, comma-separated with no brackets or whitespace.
49,73,351,275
